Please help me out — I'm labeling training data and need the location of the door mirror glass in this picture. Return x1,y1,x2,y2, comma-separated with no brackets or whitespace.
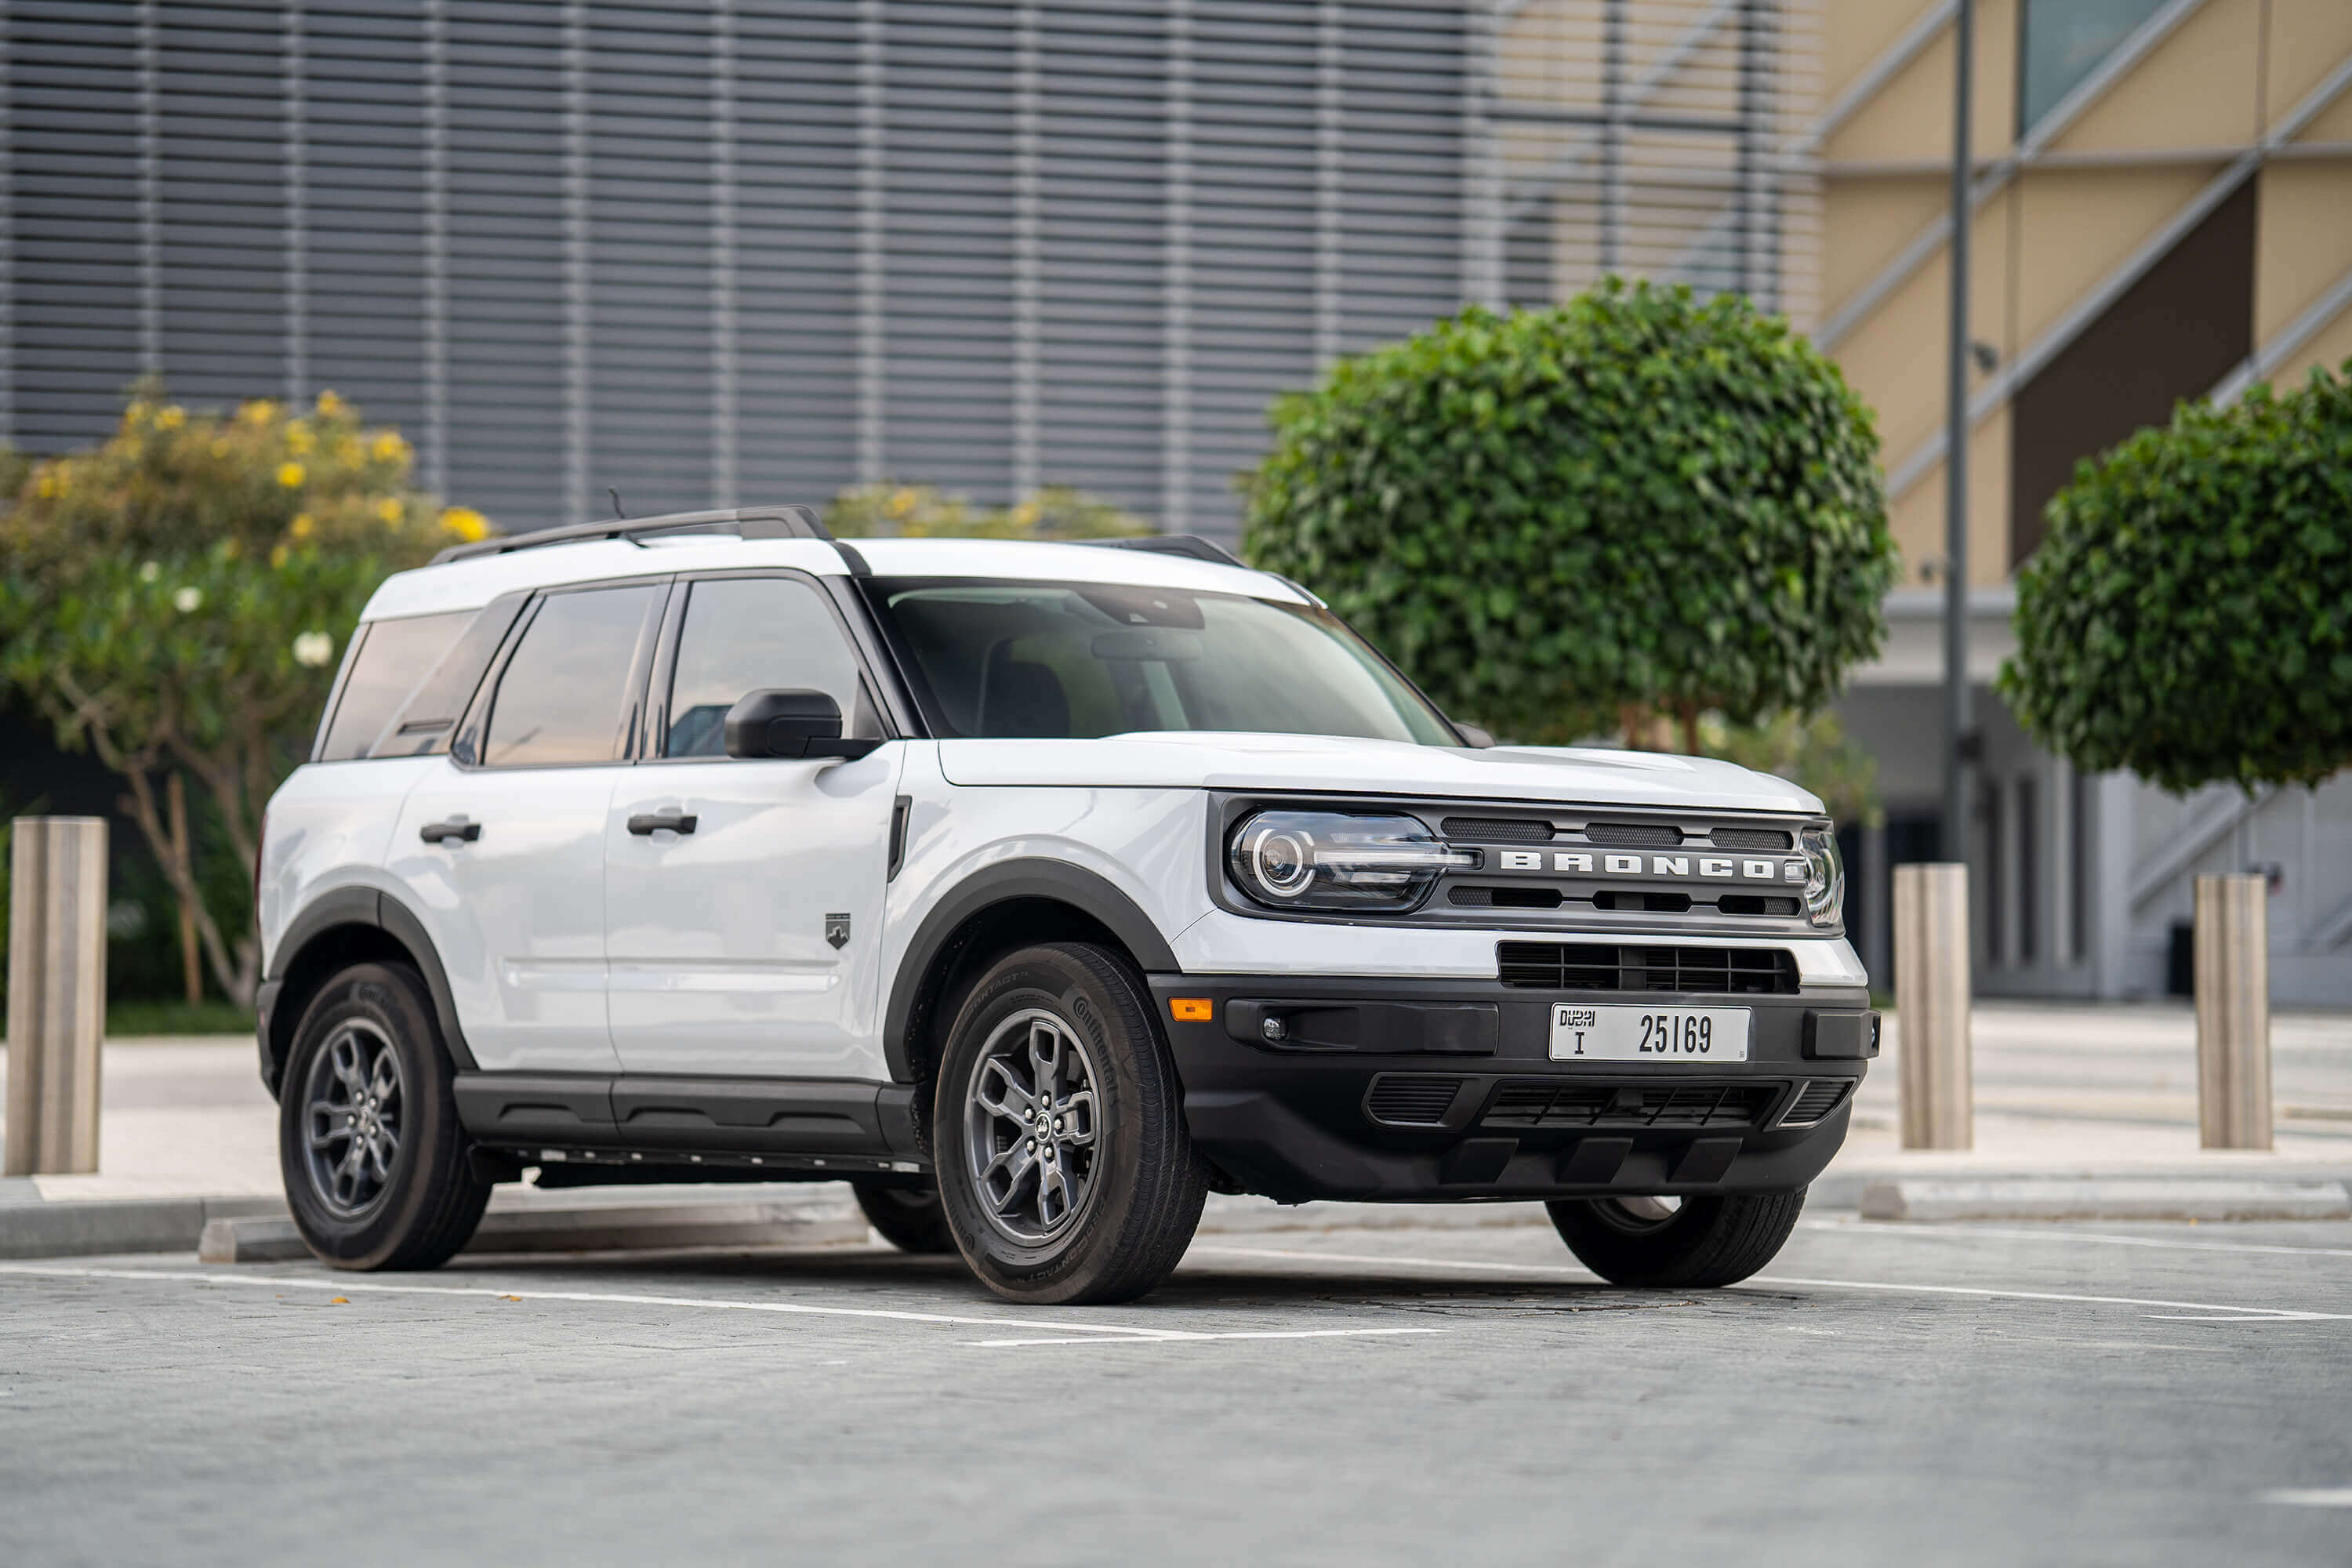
724,689,883,760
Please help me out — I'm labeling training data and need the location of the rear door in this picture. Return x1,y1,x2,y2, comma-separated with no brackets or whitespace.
604,572,902,1080
388,579,666,1074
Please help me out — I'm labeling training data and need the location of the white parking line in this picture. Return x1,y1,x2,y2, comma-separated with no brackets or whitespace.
1188,1243,2352,1323
1803,1218,2352,1261
0,1262,1447,1350
967,1327,1446,1348
2262,1489,2352,1508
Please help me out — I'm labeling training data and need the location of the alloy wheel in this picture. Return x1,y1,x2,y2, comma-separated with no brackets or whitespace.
962,1007,1103,1244
303,1021,405,1218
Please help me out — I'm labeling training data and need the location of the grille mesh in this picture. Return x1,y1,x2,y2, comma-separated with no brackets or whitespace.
1441,816,1555,843
1710,826,1795,851
1365,1075,1466,1126
1484,1082,1776,1129
1780,1080,1852,1127
1497,942,1800,995
1580,822,1681,848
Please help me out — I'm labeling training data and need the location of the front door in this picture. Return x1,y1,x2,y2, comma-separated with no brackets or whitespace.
604,573,901,1080
387,579,666,1074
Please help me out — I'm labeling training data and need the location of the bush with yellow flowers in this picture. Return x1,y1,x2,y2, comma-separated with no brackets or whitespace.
0,387,495,1007
826,482,1151,541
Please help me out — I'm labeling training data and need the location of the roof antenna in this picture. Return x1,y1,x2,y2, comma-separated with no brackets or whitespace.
608,487,627,520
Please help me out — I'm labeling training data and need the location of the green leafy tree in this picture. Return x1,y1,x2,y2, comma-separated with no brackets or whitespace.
1700,710,1883,829
0,390,485,1006
1998,361,2352,793
1243,281,1898,750
828,482,1151,540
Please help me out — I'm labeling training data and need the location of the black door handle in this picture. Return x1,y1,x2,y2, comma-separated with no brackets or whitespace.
419,818,481,845
627,811,698,837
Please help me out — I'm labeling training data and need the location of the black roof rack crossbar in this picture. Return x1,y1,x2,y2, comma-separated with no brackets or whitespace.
1078,534,1246,568
428,504,831,565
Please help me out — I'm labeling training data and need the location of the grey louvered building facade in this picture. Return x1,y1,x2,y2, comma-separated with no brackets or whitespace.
1,0,1486,539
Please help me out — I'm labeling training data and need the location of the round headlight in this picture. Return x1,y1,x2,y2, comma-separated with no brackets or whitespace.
1228,811,1473,913
1799,824,1844,930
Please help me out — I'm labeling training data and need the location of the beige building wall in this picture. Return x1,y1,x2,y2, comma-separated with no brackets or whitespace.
1818,0,2352,585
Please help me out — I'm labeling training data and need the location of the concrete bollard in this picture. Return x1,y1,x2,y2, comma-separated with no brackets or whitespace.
2194,873,2271,1150
5,817,109,1177
1893,862,1972,1150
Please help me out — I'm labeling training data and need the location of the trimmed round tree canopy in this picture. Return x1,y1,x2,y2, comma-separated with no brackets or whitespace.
1243,283,1896,742
1999,361,2352,794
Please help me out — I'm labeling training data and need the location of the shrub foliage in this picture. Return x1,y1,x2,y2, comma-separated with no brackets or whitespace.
1998,362,2352,793
1243,283,1896,744
828,482,1149,540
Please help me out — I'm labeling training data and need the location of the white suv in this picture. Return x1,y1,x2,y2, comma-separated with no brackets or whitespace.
257,506,1876,1304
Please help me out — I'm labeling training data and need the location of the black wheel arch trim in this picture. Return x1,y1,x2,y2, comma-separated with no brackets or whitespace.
883,858,1181,1084
263,885,477,1094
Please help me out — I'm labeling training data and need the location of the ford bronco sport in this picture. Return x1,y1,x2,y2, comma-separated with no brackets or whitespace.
257,505,1876,1305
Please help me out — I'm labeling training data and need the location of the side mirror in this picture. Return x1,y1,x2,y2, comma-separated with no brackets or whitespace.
1452,719,1497,749
723,689,884,761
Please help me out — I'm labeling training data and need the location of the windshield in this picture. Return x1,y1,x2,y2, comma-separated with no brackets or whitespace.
863,578,1459,745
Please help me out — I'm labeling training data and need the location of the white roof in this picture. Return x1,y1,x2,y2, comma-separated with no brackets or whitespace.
359,532,1303,621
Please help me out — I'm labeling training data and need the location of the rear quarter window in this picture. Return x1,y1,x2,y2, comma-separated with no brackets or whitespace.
314,611,476,761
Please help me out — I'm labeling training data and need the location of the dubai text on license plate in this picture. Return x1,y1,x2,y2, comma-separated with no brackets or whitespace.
1548,1005,1751,1062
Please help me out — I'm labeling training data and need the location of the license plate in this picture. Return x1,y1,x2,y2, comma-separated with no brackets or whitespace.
1548,1005,1751,1062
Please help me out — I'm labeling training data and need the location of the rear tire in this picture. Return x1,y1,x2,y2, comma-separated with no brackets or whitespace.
1547,1189,1806,1287
278,962,490,1271
932,942,1207,1305
851,1178,957,1254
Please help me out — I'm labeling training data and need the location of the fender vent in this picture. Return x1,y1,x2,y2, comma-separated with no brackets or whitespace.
1365,1075,1467,1127
1779,1080,1853,1127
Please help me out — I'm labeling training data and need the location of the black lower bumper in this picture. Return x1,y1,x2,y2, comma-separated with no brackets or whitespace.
1149,974,1876,1206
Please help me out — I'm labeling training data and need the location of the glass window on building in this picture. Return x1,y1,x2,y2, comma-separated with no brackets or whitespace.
2018,0,2170,136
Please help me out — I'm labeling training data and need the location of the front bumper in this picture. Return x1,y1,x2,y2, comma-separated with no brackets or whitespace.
1149,974,1876,1205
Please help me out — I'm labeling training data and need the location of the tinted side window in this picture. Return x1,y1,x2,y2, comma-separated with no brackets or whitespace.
483,585,662,768
666,577,863,757
318,611,474,761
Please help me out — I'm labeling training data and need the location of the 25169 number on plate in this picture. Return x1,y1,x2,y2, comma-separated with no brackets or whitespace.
1548,1005,1751,1062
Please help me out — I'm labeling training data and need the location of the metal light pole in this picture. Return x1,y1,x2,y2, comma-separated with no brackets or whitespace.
1942,0,1975,870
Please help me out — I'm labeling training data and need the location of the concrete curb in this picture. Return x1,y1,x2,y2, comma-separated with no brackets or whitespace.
198,1200,873,1264
0,1195,289,1259
1809,1164,2352,1212
1857,1178,2352,1222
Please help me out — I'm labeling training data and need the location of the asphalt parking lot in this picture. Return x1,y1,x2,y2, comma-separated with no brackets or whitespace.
4,1209,2349,1566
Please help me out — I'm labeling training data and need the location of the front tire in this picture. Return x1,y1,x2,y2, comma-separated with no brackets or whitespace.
932,942,1207,1305
278,962,490,1271
1547,1189,1806,1287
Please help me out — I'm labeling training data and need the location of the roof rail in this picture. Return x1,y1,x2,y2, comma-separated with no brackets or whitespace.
427,504,831,565
1078,534,1247,568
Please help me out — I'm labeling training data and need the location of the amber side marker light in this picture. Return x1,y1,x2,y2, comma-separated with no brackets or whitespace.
1168,997,1214,1023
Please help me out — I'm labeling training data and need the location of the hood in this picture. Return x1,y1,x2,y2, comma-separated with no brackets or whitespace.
935,731,1823,815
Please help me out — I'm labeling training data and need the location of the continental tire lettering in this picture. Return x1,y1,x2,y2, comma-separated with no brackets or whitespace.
1068,990,1105,1049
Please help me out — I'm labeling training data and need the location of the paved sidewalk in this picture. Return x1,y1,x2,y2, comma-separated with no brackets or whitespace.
2,1001,2347,1247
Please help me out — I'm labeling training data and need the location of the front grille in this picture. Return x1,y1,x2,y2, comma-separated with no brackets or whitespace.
1485,1081,1777,1129
1442,815,1554,843
1450,884,1564,909
1780,1080,1852,1127
1719,895,1802,917
1497,942,1801,995
1581,822,1681,848
1365,1075,1467,1126
1709,826,1794,851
